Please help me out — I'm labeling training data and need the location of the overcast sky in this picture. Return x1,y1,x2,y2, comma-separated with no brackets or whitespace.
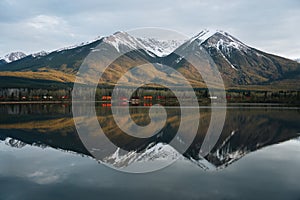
0,0,299,59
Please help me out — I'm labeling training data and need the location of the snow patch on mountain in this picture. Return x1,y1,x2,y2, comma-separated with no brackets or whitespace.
210,131,249,168
205,31,250,55
217,31,248,49
217,47,238,70
188,30,246,70
4,137,27,148
32,51,48,58
103,31,145,53
175,56,184,63
103,142,182,168
103,31,184,57
137,38,185,57
189,29,215,44
102,142,219,171
1,52,26,63
55,35,102,53
1,50,50,63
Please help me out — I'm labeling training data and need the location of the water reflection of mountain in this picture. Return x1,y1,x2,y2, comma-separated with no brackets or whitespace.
186,108,300,168
0,104,299,169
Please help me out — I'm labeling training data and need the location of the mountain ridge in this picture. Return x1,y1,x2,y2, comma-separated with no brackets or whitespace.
0,30,299,90
0,51,26,63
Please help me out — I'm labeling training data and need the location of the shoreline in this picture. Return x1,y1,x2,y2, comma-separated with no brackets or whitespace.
0,101,71,104
0,101,299,107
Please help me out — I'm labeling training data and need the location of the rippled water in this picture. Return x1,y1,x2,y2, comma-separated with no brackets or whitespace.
0,104,300,200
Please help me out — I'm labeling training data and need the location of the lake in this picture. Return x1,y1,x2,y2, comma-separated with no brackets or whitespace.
0,103,300,200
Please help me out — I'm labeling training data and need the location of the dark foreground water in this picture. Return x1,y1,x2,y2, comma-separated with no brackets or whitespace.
0,104,300,200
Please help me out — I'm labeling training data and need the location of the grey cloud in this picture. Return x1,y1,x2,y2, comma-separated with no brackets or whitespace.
0,0,299,58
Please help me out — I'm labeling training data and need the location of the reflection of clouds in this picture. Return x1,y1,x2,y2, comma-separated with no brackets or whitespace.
255,139,300,160
27,171,60,185
0,142,79,186
1,137,300,199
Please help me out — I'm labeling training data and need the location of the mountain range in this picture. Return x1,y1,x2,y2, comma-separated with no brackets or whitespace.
0,30,299,90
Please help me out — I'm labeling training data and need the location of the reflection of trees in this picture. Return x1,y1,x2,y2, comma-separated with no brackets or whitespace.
0,106,299,169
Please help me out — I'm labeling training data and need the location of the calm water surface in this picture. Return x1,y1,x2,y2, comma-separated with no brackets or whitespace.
0,104,300,200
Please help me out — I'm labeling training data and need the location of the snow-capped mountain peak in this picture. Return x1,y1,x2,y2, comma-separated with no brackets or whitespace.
101,142,219,171
214,31,249,51
103,31,144,53
183,29,251,70
1,52,26,63
189,29,215,44
104,31,185,57
32,51,48,58
137,37,185,57
4,137,26,148
103,142,183,168
188,29,249,52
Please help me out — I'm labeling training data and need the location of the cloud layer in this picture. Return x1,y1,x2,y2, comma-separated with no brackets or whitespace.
0,0,299,59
